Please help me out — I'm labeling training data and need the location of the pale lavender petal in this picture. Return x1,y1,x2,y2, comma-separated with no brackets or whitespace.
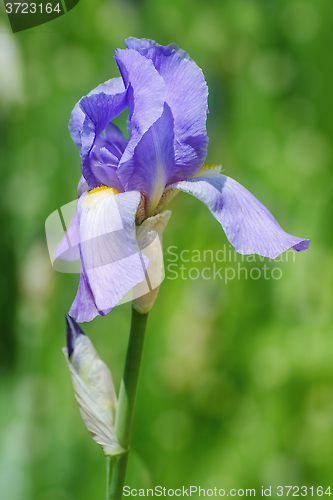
69,189,149,323
172,175,310,259
125,37,209,180
69,102,85,150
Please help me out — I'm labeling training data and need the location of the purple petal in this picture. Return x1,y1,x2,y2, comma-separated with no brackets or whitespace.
69,102,85,150
69,189,149,323
80,92,127,146
119,103,175,211
69,271,103,323
89,163,124,192
125,37,209,180
80,91,128,187
69,77,125,150
171,175,310,259
103,122,128,153
114,48,166,187
69,78,127,188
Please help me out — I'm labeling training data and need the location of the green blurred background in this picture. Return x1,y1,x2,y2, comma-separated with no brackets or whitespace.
0,0,332,498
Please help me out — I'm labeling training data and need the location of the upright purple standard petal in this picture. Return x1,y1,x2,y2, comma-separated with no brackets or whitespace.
119,103,175,213
69,188,149,323
172,175,310,259
125,37,209,180
114,48,166,188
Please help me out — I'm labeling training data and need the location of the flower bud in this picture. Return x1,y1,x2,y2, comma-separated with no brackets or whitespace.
63,315,124,456
133,210,171,314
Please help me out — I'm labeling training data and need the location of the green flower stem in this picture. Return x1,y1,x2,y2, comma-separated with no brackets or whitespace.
107,306,149,500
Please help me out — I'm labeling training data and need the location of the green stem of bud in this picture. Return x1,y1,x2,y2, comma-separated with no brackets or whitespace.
106,306,149,500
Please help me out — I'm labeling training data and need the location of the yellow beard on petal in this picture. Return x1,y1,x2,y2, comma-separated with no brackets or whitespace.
83,186,120,207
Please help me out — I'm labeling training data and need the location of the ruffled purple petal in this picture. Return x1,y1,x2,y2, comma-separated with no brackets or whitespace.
69,78,127,188
80,91,128,187
119,103,175,210
80,92,127,149
171,175,310,259
69,77,125,150
125,37,209,180
69,189,149,322
114,48,166,188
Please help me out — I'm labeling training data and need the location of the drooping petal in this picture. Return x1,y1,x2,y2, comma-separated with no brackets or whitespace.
114,48,166,187
69,188,149,323
119,103,175,213
125,37,209,180
171,175,310,259
69,77,126,150
69,271,102,323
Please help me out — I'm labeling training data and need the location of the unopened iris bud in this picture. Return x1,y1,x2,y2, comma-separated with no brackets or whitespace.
133,210,171,314
63,315,124,456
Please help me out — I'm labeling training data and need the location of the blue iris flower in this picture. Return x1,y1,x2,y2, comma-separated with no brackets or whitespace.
56,38,309,322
